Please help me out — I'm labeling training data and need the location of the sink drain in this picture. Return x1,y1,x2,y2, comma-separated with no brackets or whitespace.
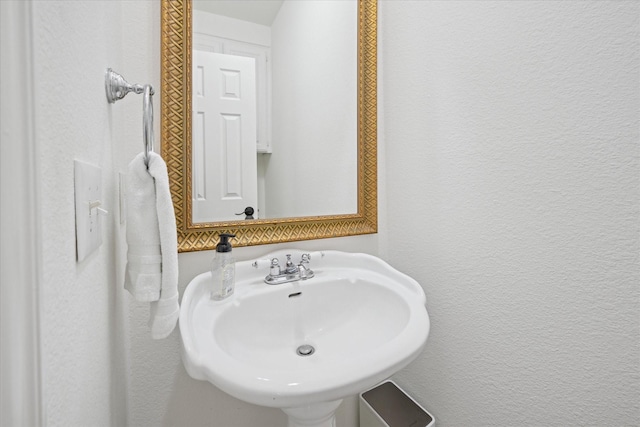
296,344,315,356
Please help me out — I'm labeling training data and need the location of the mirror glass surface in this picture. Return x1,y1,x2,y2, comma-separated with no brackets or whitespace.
160,0,377,251
192,0,358,223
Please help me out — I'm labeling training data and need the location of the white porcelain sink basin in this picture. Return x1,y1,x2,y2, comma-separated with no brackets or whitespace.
180,250,430,427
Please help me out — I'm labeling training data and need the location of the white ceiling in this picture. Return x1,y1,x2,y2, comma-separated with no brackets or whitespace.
193,0,284,26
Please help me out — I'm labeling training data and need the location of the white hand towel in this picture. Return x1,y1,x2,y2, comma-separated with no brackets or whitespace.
124,152,179,339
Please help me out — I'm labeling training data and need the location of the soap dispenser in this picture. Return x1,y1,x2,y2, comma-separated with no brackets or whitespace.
210,233,236,300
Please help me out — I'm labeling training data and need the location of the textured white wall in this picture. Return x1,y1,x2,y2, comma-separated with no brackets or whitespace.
382,1,639,426
31,0,157,424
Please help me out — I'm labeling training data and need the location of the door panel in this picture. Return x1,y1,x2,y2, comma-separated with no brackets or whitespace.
192,51,258,222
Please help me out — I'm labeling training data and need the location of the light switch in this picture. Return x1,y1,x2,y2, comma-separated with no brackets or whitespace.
74,160,107,262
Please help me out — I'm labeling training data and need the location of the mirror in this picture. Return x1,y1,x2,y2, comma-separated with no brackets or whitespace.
191,0,358,223
161,0,377,251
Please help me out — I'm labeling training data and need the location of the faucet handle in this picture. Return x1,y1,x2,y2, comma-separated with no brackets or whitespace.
252,257,281,276
297,253,316,280
270,258,281,276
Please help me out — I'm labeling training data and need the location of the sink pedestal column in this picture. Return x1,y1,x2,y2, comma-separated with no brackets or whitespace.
282,399,343,427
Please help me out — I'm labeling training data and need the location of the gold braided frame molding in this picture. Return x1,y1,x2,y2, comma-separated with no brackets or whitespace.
161,0,377,252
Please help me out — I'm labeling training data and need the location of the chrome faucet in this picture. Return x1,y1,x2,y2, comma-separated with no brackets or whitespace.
253,253,315,285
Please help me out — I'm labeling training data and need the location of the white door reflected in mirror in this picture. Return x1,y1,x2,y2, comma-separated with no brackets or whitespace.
192,0,358,223
192,51,258,223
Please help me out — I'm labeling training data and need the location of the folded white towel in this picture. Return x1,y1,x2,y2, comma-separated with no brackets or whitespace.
124,152,179,339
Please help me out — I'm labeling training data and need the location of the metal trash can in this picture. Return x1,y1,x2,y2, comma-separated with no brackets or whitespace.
359,381,435,427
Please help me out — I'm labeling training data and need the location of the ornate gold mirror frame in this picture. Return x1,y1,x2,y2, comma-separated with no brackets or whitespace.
161,0,377,252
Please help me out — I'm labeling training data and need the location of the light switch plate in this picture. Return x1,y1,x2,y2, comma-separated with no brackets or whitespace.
74,160,104,262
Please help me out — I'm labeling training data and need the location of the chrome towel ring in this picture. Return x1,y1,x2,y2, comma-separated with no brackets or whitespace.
105,68,155,167
142,85,154,164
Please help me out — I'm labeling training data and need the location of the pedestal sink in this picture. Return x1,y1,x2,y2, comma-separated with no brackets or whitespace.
179,250,430,427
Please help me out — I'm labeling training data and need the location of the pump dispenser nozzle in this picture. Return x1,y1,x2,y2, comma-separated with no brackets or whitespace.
216,233,235,252
211,233,236,300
